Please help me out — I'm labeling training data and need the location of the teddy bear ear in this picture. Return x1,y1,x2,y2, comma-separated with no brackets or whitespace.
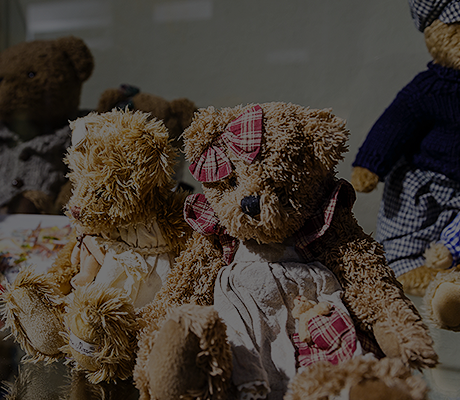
55,36,94,82
306,108,350,170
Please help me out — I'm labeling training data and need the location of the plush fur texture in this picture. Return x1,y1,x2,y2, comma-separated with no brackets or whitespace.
135,102,437,400
285,356,428,400
0,109,191,383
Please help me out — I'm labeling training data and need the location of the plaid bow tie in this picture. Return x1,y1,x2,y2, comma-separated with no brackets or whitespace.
189,105,263,183
184,193,239,264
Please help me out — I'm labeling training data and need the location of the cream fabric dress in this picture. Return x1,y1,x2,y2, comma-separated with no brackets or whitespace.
214,239,362,400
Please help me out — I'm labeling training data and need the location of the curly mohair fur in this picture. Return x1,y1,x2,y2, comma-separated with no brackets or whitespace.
61,285,139,383
285,356,428,400
65,109,188,244
0,267,66,363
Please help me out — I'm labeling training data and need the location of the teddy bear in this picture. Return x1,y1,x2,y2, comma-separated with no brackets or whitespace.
0,108,192,383
350,1,460,329
0,36,94,214
97,84,197,149
134,102,437,400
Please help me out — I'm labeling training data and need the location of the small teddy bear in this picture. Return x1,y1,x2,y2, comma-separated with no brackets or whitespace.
0,36,94,214
1,109,191,383
134,102,437,400
351,1,460,304
291,295,332,344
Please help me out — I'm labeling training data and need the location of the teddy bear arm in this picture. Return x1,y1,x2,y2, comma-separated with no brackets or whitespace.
46,235,80,295
351,166,380,193
318,209,438,368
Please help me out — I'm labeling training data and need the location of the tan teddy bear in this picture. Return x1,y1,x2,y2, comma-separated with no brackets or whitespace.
1,109,191,383
350,1,460,331
0,36,94,214
134,102,436,400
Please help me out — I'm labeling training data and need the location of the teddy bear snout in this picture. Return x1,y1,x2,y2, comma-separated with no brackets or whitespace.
241,195,261,217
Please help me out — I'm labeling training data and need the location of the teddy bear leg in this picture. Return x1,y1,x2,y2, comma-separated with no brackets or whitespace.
285,356,428,400
398,265,438,297
143,304,232,400
0,268,66,360
424,270,460,330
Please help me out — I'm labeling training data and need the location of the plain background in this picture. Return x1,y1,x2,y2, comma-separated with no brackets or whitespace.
0,0,432,236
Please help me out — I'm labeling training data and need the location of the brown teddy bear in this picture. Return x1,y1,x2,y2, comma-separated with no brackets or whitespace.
351,1,460,330
0,36,94,214
97,84,197,148
0,109,192,383
134,102,437,400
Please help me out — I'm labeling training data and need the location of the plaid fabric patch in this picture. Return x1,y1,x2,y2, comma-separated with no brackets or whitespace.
189,105,262,183
377,160,460,277
440,213,460,267
409,0,460,31
295,179,356,259
184,193,238,264
293,306,357,367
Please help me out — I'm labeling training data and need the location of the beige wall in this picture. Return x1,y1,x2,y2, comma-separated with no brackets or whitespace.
2,0,431,234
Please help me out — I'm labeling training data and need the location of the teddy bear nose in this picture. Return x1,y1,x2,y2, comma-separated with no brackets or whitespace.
241,195,261,217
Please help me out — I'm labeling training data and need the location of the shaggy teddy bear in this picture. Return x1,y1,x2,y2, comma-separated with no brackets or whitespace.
1,109,191,383
351,1,460,329
134,102,437,400
0,36,94,214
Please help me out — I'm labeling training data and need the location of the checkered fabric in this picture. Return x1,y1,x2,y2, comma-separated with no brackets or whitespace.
189,105,263,183
295,179,356,259
409,0,460,31
292,306,357,368
440,212,460,267
183,193,239,264
376,160,460,277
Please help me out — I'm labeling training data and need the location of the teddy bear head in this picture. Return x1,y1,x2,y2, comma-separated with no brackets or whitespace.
424,20,460,70
183,102,349,244
0,36,94,139
65,109,178,235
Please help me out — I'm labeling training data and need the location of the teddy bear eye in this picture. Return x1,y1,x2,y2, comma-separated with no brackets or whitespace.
28,71,36,78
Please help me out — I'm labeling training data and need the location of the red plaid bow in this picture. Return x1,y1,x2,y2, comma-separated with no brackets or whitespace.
184,193,239,264
189,105,263,183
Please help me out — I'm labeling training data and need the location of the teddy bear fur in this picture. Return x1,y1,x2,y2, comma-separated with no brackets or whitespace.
134,102,438,400
351,20,460,331
97,84,197,149
0,36,94,214
0,109,191,383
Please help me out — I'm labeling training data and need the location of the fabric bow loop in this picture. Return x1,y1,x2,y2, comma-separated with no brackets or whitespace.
184,193,238,264
189,105,263,183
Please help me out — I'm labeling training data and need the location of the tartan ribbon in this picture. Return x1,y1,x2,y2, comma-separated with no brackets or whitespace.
189,105,263,183
295,179,356,257
292,306,357,367
184,193,238,264
183,179,356,265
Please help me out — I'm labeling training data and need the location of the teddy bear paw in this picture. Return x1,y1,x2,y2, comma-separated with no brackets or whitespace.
350,166,379,193
424,242,453,270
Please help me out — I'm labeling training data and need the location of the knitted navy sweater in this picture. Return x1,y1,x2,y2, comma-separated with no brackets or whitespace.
353,62,460,183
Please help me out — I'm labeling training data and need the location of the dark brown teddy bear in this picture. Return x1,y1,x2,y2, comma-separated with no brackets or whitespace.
0,36,94,214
